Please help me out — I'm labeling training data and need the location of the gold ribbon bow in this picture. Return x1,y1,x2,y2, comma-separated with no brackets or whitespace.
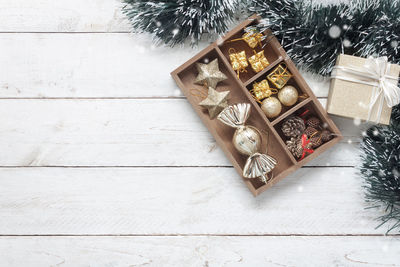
267,64,292,89
228,48,248,78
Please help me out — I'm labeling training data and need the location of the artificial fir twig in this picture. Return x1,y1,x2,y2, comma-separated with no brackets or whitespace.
360,105,400,233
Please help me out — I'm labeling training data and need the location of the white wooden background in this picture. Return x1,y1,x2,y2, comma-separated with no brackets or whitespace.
0,0,399,266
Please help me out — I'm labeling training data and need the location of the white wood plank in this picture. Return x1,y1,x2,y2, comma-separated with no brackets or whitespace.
0,99,364,167
0,236,399,267
0,167,391,235
0,33,332,98
0,0,130,32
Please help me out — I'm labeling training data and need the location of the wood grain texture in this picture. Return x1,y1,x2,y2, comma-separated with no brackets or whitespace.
0,236,399,267
0,167,392,235
0,33,331,98
0,0,130,32
1,0,398,263
0,99,363,167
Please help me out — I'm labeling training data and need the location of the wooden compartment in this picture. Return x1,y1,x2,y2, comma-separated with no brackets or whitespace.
171,16,342,196
245,61,310,123
218,25,281,83
273,101,339,162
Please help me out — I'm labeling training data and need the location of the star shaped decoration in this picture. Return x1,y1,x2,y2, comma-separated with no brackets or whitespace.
199,87,230,119
194,58,228,88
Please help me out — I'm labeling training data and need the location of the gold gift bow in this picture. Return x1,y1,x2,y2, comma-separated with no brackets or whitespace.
268,65,292,88
248,50,270,72
331,56,400,123
228,48,248,78
227,32,264,49
250,83,278,103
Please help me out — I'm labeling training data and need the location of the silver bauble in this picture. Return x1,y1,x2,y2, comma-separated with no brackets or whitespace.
261,97,282,118
232,125,262,156
278,85,298,106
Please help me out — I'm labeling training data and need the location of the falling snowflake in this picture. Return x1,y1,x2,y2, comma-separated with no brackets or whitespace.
343,39,352,48
353,118,361,126
172,28,179,36
328,25,341,39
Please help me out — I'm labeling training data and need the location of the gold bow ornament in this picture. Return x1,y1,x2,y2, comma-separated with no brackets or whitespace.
248,50,270,73
267,64,292,89
250,79,278,103
229,48,248,78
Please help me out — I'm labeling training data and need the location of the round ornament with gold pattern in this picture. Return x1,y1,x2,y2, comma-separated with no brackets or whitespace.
278,85,298,106
261,97,282,118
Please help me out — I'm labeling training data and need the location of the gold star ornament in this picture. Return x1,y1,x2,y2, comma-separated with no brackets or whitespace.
194,58,228,88
199,87,230,119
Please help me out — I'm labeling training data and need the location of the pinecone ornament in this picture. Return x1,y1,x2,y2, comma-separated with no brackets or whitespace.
306,116,321,128
286,137,303,158
304,126,318,138
321,130,333,142
282,116,305,137
286,136,313,158
310,135,323,148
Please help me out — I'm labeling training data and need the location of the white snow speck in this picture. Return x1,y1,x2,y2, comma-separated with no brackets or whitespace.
297,186,303,192
348,139,353,144
353,118,361,126
343,39,351,48
373,129,379,136
328,25,341,39
156,21,162,27
203,58,209,63
172,28,179,36
391,40,398,48
173,89,182,96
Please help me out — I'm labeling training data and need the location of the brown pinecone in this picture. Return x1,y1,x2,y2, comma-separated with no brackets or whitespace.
310,135,323,148
286,137,303,158
306,116,321,128
282,116,305,137
304,126,318,138
321,130,333,142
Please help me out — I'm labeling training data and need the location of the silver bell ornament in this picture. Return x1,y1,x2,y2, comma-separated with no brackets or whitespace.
217,103,277,183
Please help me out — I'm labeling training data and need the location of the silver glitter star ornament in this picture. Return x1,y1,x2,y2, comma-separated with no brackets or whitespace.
199,87,230,119
194,58,228,88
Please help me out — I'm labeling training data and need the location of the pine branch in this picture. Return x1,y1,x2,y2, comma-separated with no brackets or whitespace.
122,0,242,47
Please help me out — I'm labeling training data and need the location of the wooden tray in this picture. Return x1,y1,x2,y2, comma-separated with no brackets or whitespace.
171,16,342,196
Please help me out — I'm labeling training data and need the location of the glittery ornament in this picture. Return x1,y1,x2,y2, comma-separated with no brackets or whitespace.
248,50,270,72
199,87,230,119
250,79,277,103
261,97,282,118
242,31,264,48
267,64,292,89
278,85,298,106
194,58,227,88
228,49,248,77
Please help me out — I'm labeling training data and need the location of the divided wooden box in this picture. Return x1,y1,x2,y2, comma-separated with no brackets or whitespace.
171,16,342,196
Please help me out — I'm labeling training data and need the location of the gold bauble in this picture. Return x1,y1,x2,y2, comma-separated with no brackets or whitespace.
278,85,298,106
261,97,282,118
